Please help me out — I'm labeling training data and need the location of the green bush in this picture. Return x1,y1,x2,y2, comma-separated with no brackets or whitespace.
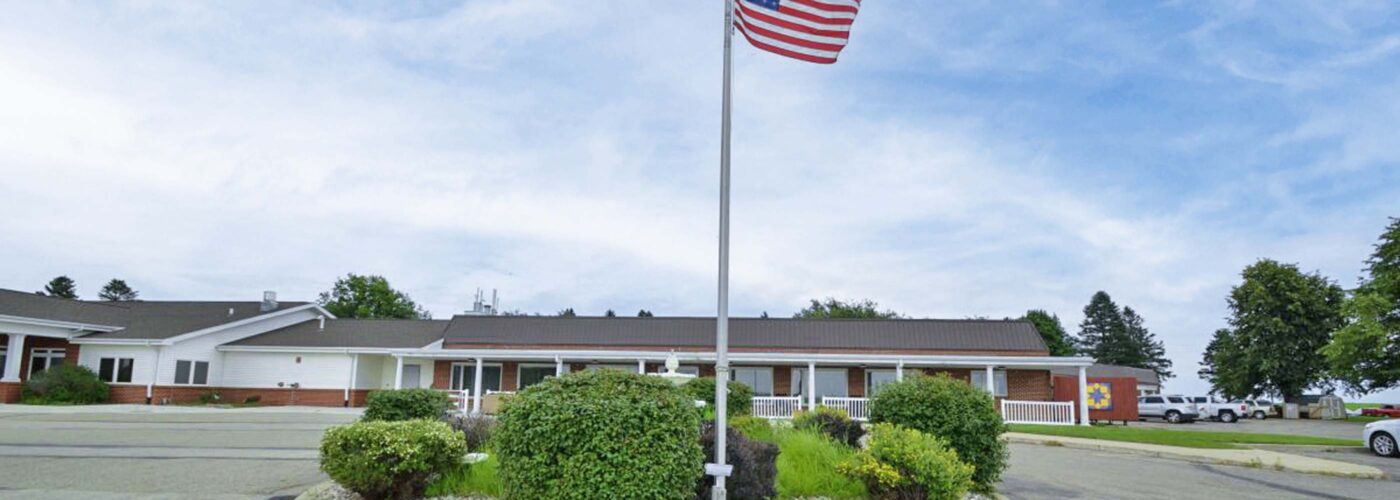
838,423,975,500
868,374,1008,493
319,419,466,500
197,391,222,405
696,421,779,500
682,376,754,417
494,369,703,500
363,388,453,421
794,405,865,448
21,364,109,404
730,415,777,443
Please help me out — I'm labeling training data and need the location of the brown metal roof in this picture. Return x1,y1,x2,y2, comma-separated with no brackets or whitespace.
228,319,449,349
442,316,1050,353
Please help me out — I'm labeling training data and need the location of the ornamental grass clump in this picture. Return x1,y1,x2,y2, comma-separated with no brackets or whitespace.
494,369,703,500
868,373,1008,493
837,423,974,500
319,419,466,500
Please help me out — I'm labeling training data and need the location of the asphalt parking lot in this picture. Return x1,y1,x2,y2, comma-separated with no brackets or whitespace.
0,406,358,499
1133,415,1365,440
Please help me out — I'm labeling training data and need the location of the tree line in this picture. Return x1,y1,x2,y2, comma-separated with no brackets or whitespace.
35,276,139,301
1200,217,1400,403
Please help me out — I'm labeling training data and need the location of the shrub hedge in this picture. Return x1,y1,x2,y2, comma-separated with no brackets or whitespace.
319,419,466,500
21,364,109,404
696,421,779,500
730,415,777,443
838,423,974,500
793,405,865,448
682,377,754,417
443,413,495,452
867,374,1008,493
494,369,703,500
362,388,453,422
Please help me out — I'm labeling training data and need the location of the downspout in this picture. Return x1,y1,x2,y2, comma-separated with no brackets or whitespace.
147,342,163,405
345,351,358,407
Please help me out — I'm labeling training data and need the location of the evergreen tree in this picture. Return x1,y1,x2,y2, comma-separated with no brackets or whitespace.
637,309,654,317
98,279,138,301
557,308,576,317
1021,309,1075,356
604,309,617,317
41,276,78,299
760,311,769,319
1076,291,1130,361
1323,217,1400,393
1122,307,1173,380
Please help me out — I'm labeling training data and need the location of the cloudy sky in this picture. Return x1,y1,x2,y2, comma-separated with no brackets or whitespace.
2,1,1398,399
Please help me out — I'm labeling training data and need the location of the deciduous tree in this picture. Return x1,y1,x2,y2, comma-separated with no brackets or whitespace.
1020,310,1075,357
1323,217,1400,393
318,274,429,319
794,298,901,319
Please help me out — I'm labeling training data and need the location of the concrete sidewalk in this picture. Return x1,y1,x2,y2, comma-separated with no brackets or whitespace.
0,403,364,416
1006,432,1386,480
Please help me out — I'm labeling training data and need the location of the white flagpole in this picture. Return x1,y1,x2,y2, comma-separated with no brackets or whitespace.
711,0,734,499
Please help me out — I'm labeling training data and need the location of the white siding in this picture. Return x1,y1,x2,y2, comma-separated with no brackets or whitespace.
220,352,355,390
78,345,157,387
156,308,322,387
377,357,434,389
355,355,386,389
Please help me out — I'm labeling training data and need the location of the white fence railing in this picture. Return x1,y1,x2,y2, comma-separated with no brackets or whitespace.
444,389,471,412
752,396,803,419
822,397,870,421
1001,400,1076,425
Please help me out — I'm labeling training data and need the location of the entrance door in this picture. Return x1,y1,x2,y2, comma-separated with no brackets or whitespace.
401,365,422,389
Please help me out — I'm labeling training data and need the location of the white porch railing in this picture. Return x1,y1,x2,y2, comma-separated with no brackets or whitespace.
1001,400,1076,425
822,397,869,421
752,396,803,419
444,389,471,412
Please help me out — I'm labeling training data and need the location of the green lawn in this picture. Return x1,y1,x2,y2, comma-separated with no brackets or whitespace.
1345,402,1384,410
1008,424,1361,449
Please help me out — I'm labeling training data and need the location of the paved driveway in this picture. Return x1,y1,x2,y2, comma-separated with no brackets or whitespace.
0,405,358,499
1003,443,1397,499
1134,416,1366,440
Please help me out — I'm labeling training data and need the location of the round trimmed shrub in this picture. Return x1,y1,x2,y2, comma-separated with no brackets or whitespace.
838,423,974,500
495,369,703,500
363,388,453,421
867,374,1007,493
21,364,109,404
793,405,865,448
696,421,778,500
682,376,754,417
729,415,777,443
319,419,466,500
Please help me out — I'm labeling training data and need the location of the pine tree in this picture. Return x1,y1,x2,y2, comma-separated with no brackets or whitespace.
1076,291,1128,361
1121,307,1173,380
557,308,576,317
98,279,139,301
42,276,78,299
637,309,654,317
604,309,617,317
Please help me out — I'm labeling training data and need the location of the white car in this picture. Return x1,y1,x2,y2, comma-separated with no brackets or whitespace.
1365,419,1399,458
1139,395,1200,423
1189,396,1250,423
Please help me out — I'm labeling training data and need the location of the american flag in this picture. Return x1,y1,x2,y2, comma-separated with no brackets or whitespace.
734,0,861,64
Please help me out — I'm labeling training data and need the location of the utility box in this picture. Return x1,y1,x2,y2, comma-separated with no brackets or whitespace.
1283,403,1300,419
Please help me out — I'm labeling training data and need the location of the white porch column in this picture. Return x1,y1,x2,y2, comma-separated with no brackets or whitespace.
146,345,162,403
392,356,404,389
1077,365,1090,426
895,360,904,382
806,361,817,411
555,356,564,376
471,357,484,414
985,365,996,395
637,359,646,374
1,334,24,382
345,353,359,405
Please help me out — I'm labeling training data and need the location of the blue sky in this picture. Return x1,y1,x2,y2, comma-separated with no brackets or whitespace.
1,1,1398,400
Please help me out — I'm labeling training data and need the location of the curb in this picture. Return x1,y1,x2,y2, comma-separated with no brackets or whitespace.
1005,433,1386,480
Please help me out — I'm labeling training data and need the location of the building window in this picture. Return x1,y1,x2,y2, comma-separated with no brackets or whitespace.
969,369,1008,397
98,358,135,383
29,348,66,377
730,367,774,396
865,369,898,395
174,360,209,385
450,363,501,393
792,368,848,398
0,347,6,377
517,364,556,390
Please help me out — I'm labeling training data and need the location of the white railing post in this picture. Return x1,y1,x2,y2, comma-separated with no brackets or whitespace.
1001,400,1076,426
472,358,485,414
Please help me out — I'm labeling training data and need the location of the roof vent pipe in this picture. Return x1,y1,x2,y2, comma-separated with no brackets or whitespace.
261,291,278,312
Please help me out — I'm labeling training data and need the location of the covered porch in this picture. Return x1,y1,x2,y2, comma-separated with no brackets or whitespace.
390,348,1094,425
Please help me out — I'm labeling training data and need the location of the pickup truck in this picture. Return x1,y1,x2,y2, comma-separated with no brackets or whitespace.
1362,405,1400,418
1188,396,1249,423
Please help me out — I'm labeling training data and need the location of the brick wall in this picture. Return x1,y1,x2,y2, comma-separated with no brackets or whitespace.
773,367,792,396
501,361,518,391
113,384,368,407
847,367,865,397
1008,370,1051,401
17,337,77,382
433,360,453,389
0,381,19,403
